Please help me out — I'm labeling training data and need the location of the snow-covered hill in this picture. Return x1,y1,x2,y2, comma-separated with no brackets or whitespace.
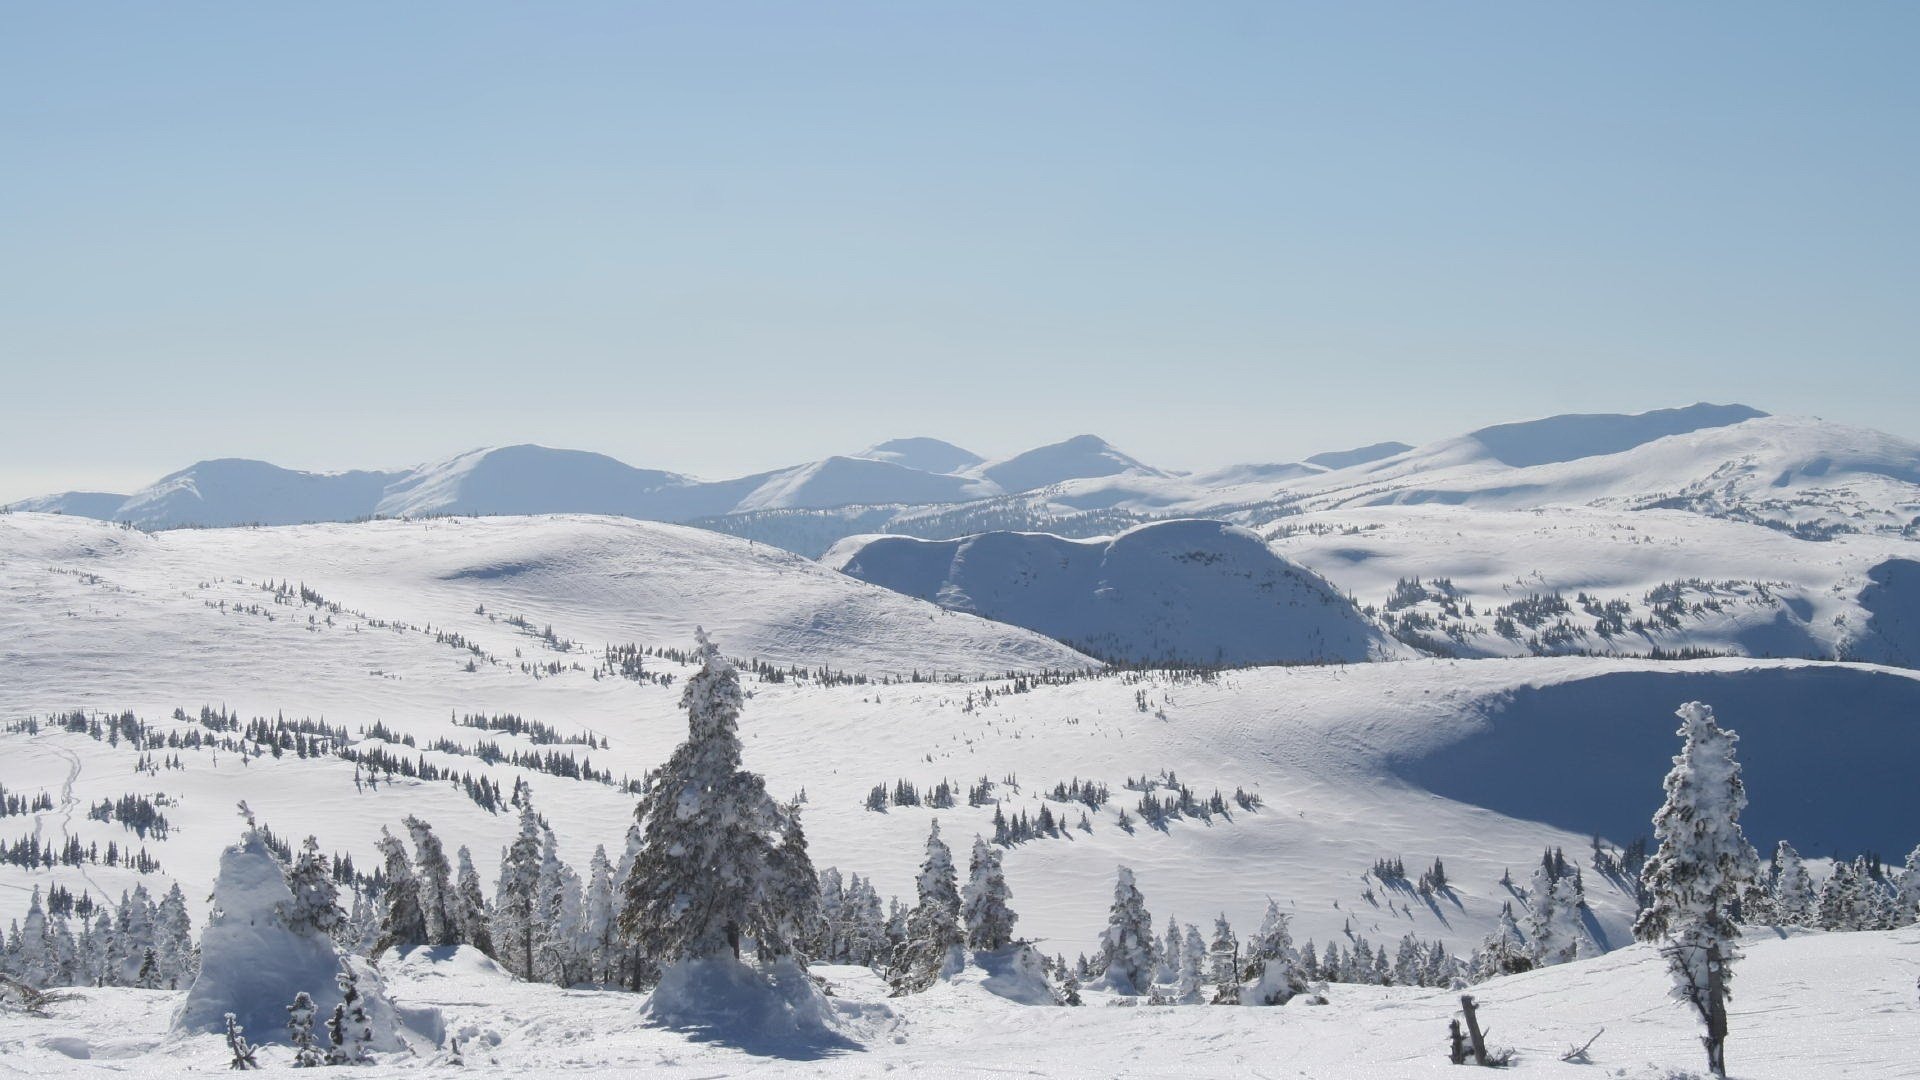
4,512,1915,963
828,519,1408,665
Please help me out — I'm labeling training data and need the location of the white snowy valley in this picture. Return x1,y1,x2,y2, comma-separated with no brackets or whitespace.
2,404,1918,1078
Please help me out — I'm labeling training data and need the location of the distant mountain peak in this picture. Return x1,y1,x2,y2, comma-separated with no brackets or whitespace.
853,437,984,475
979,434,1162,493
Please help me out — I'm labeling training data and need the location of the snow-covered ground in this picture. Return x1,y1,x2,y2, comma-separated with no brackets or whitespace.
2,928,1914,1077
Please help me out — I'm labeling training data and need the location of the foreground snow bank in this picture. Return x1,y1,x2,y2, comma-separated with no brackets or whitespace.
640,956,891,1056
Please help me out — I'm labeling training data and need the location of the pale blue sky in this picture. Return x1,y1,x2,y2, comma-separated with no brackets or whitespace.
3,2,1916,500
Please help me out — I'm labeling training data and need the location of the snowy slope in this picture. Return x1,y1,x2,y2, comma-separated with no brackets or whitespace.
4,509,1915,971
1268,504,1920,663
3,926,1912,1077
828,519,1408,664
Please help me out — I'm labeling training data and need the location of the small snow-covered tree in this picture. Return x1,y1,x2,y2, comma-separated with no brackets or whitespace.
617,631,813,967
454,846,493,956
1205,914,1238,1004
1526,863,1588,967
494,800,545,979
765,800,824,960
153,884,196,989
1175,924,1206,1003
224,1012,260,1070
533,830,584,985
282,838,343,941
14,888,53,988
582,845,617,982
1634,701,1755,1078
1768,841,1815,926
1470,902,1532,981
325,962,374,1065
403,816,457,947
1158,914,1181,984
287,992,323,1067
1239,900,1305,1005
372,828,428,956
893,820,965,993
1097,866,1156,995
1897,845,1920,927
961,835,1017,951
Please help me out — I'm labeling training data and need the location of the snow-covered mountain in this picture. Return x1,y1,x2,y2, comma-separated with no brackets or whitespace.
827,519,1407,665
6,433,1164,531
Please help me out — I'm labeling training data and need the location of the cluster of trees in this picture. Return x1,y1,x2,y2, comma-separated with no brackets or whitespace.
1085,868,1314,1006
0,882,195,990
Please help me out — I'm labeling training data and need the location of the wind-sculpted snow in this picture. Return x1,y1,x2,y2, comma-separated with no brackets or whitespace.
830,519,1406,665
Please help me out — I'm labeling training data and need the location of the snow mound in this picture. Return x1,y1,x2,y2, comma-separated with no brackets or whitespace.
641,956,883,1056
173,829,416,1051
961,945,1058,1006
833,519,1406,664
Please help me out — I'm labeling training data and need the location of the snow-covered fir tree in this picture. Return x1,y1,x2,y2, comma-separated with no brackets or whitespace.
1634,701,1756,1078
617,631,817,968
372,827,428,956
454,846,493,957
287,991,323,1067
282,837,344,941
154,883,196,989
1898,845,1920,926
494,799,545,979
961,834,1017,951
1097,866,1156,995
403,815,457,947
1205,914,1238,1004
1526,862,1588,966
582,845,617,982
325,962,374,1066
1174,923,1206,1004
1240,900,1306,1005
1470,902,1532,981
1769,841,1815,926
893,820,965,993
766,800,825,960
533,828,584,985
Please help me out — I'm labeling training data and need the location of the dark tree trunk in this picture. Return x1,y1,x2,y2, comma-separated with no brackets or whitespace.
1704,943,1728,1077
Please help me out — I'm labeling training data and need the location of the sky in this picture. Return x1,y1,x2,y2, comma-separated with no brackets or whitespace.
3,2,1917,500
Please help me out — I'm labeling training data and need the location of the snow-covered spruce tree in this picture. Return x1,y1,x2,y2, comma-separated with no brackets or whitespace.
1205,915,1239,1004
282,838,344,941
610,820,650,988
1526,862,1588,967
533,828,584,985
1097,866,1156,995
1471,902,1532,981
454,846,494,957
583,845,617,983
892,820,965,993
325,962,375,1065
287,991,323,1067
1157,914,1182,984
961,834,1017,952
617,631,818,979
1898,845,1920,927
1634,701,1756,1078
1239,900,1306,1005
403,816,458,947
372,827,428,957
767,800,826,960
818,868,847,961
1175,924,1206,1004
14,887,52,988
1766,841,1814,926
494,799,545,979
154,884,196,989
